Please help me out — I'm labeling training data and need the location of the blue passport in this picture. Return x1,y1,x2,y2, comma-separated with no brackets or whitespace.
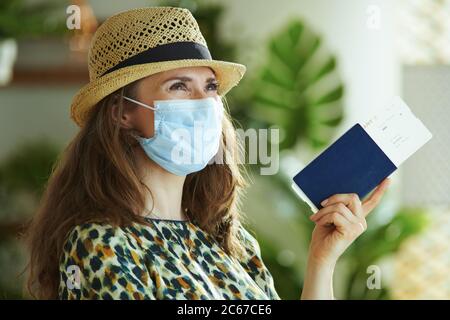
291,97,432,213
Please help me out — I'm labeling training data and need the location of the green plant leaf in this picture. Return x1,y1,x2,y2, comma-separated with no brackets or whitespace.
252,19,345,150
311,85,344,106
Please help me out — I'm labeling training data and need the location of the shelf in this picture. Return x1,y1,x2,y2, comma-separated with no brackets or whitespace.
9,66,89,86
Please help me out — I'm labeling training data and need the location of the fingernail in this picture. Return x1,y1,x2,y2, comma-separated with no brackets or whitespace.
321,199,328,206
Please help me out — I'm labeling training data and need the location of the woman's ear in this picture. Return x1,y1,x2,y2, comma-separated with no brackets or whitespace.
112,97,135,129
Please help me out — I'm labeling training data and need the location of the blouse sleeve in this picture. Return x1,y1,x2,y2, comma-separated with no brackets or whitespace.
58,223,156,300
237,223,281,300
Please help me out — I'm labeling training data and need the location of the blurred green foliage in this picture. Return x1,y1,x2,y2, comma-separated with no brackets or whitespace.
343,207,429,299
250,20,344,150
0,139,60,299
0,0,68,40
0,140,59,196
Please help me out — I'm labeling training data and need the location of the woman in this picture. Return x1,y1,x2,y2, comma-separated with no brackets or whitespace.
26,7,389,300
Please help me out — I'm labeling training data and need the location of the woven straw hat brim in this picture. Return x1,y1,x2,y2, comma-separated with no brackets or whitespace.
71,59,246,127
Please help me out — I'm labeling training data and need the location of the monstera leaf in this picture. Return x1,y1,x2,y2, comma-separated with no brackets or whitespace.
252,20,344,150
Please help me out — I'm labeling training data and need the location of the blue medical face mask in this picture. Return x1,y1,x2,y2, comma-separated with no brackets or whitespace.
123,96,224,176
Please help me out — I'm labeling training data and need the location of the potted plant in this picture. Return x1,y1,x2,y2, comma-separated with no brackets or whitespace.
0,0,66,85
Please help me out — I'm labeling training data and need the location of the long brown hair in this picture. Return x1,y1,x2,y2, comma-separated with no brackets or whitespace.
25,81,248,299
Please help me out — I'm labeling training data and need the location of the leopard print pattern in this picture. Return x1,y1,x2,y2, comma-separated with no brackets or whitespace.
58,218,281,300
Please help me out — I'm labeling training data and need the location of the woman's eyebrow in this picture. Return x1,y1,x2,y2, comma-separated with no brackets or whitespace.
162,76,217,84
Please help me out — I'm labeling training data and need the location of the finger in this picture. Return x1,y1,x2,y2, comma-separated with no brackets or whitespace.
316,211,366,238
310,203,357,223
315,211,353,235
320,193,362,217
362,178,391,216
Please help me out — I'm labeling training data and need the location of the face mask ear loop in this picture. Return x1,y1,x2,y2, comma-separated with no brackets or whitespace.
123,96,157,110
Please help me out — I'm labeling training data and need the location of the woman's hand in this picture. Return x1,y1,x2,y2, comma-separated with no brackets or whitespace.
307,178,391,267
300,179,390,299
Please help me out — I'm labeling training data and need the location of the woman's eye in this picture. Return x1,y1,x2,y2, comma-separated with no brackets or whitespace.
207,82,219,91
170,82,188,91
169,81,218,92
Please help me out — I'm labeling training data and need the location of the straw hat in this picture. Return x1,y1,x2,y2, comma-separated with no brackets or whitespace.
70,6,247,127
